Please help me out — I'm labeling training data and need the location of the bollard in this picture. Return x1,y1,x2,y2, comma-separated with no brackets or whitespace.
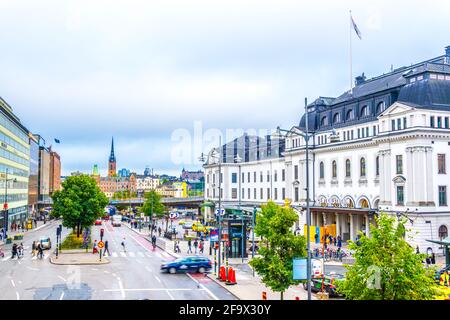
226,267,237,285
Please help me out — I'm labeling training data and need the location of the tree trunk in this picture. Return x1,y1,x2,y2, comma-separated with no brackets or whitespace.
280,291,284,300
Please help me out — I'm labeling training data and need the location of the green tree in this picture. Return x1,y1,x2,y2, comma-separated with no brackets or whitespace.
249,201,307,300
51,175,109,237
142,190,165,222
337,212,438,300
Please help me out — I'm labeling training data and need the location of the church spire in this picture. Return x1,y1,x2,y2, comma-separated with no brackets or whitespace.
109,137,116,162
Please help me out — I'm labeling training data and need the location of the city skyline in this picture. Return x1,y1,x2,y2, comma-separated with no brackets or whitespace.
0,0,449,175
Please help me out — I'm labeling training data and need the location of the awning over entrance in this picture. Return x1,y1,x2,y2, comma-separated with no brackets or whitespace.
309,206,376,215
427,236,450,246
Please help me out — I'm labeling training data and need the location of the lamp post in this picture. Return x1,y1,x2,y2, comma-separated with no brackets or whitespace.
234,154,244,263
275,97,313,300
3,168,17,240
252,205,256,277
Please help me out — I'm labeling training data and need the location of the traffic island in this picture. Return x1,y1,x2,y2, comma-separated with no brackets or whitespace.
49,250,110,265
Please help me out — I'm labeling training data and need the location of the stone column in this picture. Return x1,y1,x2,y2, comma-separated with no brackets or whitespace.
349,214,355,242
415,147,426,205
285,161,293,201
335,213,341,238
406,147,415,205
299,159,306,202
425,147,434,206
365,214,370,237
384,150,392,204
378,151,386,204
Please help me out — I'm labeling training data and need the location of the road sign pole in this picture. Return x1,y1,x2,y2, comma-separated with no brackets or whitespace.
99,249,102,261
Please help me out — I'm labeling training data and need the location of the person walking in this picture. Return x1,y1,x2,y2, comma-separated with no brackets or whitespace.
93,240,98,254
158,227,161,237
18,243,24,258
193,239,198,254
11,243,18,259
121,237,126,252
187,239,192,254
337,235,342,248
199,240,204,254
103,240,110,256
37,242,44,259
31,241,37,257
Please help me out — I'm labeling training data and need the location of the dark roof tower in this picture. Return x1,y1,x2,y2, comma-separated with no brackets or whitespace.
109,137,116,162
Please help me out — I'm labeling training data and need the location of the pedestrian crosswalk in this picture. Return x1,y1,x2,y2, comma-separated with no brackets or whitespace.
0,250,173,263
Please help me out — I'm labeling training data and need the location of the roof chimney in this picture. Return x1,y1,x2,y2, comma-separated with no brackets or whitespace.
355,72,366,86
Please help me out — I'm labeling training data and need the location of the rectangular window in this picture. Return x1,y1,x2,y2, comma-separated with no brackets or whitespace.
282,169,285,181
254,188,256,199
267,170,270,182
403,117,407,129
294,165,298,180
439,186,447,206
248,172,250,183
397,118,402,130
373,125,376,136
282,188,285,200
220,173,223,183
445,117,449,129
274,170,278,182
357,128,360,138
274,188,278,200
231,188,237,199
294,187,299,202
438,154,446,174
366,127,369,137
231,173,237,183
397,186,404,205
260,171,263,182
351,130,354,139
396,155,403,174
267,188,270,199
438,116,442,128
430,116,435,127
392,119,396,131
248,188,250,199
343,131,346,140
260,188,263,200
254,172,256,183
242,172,245,183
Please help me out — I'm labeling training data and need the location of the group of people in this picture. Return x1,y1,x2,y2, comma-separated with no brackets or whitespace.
31,241,45,259
92,239,111,256
11,242,24,259
315,233,343,249
186,238,204,254
9,222,26,232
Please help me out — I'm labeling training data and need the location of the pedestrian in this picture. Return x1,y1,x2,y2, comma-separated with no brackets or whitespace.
333,236,337,247
199,240,204,254
193,239,198,254
11,243,18,259
32,241,37,257
104,240,110,256
93,240,98,254
337,235,342,248
121,237,126,252
416,246,420,254
158,227,161,237
175,240,181,253
187,239,192,254
37,242,44,259
18,242,24,257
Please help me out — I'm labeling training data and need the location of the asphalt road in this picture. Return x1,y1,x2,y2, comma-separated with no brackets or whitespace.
0,219,237,300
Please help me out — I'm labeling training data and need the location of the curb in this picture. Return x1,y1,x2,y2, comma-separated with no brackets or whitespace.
49,256,110,265
205,273,241,300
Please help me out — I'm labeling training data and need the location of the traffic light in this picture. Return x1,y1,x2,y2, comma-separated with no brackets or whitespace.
100,228,104,239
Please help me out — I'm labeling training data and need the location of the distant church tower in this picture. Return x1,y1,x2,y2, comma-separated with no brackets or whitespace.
108,137,116,177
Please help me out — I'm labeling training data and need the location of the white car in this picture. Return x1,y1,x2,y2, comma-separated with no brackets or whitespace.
112,215,122,227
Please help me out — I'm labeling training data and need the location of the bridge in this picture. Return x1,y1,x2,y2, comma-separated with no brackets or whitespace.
109,196,205,208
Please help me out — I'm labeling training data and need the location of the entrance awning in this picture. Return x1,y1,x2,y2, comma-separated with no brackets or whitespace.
201,201,215,208
308,206,376,215
426,236,450,246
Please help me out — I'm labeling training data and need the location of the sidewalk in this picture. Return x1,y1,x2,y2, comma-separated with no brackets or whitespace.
49,249,110,265
125,222,315,300
0,219,59,246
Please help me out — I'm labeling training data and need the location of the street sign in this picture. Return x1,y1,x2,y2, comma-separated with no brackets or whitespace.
3,203,7,210
98,241,105,249
293,258,308,280
215,209,225,216
169,212,179,219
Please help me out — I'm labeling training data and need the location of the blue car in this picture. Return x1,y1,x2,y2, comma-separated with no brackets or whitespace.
161,256,212,274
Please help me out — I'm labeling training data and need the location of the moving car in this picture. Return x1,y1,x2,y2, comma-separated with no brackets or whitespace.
178,220,186,225
182,222,193,229
161,256,212,274
303,273,345,297
39,237,52,250
192,222,205,232
112,215,122,227
94,219,102,225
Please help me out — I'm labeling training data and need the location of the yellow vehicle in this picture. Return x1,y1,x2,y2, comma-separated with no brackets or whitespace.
178,220,186,225
192,222,206,232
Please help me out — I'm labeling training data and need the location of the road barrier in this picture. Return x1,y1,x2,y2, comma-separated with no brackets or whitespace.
226,267,237,285
219,266,227,282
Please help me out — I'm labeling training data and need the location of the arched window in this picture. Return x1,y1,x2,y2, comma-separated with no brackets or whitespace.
346,109,353,121
345,159,351,178
332,161,337,179
376,156,380,176
360,157,366,177
360,199,369,208
360,105,368,117
321,116,328,126
439,225,448,240
319,161,324,179
333,113,341,124
376,101,385,114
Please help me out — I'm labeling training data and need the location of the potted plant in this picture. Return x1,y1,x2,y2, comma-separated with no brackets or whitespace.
6,237,12,244
14,233,24,240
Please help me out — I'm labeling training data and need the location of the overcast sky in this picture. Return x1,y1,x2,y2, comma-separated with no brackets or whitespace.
0,0,449,176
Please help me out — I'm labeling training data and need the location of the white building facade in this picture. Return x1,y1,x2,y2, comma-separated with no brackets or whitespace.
203,46,450,254
136,176,160,191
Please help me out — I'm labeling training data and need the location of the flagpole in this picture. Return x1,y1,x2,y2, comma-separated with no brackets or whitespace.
349,10,353,95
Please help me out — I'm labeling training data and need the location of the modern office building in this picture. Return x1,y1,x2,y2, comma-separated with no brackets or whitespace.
203,45,450,254
0,97,30,230
49,148,61,195
28,134,39,218
38,145,51,208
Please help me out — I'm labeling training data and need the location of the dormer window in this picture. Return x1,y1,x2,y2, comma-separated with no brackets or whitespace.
376,101,385,114
321,116,328,126
346,109,354,121
360,106,368,117
333,113,341,124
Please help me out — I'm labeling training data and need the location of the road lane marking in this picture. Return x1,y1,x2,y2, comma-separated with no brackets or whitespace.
186,273,219,300
138,252,144,257
31,256,37,260
136,259,143,264
128,252,135,257
154,276,162,284
166,289,175,300
11,280,15,288
59,292,65,300
104,288,207,292
58,276,67,282
117,277,126,299
16,292,20,300
120,252,126,257
44,253,50,260
91,268,99,271
112,252,118,257
2,256,11,262
104,270,110,274
145,266,153,273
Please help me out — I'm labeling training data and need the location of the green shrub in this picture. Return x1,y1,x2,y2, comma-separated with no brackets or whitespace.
61,231,92,250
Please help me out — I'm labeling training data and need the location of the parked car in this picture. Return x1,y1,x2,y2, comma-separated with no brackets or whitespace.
178,220,186,225
161,256,212,274
182,222,193,229
39,237,52,250
94,219,102,226
303,273,345,297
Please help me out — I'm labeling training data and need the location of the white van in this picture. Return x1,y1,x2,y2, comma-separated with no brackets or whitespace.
112,215,122,227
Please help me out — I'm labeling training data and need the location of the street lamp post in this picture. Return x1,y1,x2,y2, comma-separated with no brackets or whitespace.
234,154,244,263
275,97,313,300
252,205,256,277
3,169,17,240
